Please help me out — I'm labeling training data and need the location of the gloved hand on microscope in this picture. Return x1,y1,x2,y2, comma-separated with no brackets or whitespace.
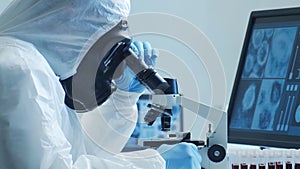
115,41,202,169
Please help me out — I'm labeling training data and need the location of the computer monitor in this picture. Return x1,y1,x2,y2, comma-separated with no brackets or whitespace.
228,7,300,148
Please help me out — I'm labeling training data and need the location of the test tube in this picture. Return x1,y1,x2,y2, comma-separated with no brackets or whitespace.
268,162,275,169
295,162,300,169
232,163,239,169
275,161,283,169
285,161,292,169
258,163,265,169
283,150,294,167
250,164,257,169
240,162,247,169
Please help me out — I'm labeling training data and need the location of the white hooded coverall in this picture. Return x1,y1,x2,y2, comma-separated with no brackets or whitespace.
0,0,165,168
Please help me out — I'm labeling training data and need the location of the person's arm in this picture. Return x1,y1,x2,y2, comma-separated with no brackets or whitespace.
80,89,141,155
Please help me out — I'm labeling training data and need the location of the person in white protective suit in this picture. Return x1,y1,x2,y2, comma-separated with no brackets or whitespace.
0,0,202,169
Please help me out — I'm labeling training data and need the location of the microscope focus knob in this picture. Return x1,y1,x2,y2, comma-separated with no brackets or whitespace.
207,144,226,163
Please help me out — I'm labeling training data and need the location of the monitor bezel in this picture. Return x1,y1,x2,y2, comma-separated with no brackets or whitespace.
228,7,300,149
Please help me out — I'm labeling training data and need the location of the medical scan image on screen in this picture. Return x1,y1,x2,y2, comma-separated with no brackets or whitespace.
230,19,300,137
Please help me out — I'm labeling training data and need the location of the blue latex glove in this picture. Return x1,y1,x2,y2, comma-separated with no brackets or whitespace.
157,142,202,169
115,41,158,93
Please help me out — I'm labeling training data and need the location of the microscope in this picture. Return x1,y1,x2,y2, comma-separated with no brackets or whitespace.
60,20,227,169
139,79,228,169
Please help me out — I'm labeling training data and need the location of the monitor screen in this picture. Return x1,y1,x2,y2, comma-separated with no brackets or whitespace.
228,7,300,148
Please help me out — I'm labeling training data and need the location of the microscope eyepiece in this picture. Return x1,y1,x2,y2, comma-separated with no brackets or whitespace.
136,69,170,93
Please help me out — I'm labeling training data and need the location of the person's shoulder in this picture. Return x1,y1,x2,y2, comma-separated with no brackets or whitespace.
0,36,44,70
0,36,36,51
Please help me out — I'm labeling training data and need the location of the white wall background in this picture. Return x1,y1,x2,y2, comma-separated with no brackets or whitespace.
130,0,300,104
130,0,300,138
1,0,300,139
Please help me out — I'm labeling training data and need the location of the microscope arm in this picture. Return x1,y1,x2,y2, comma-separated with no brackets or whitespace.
151,94,223,133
